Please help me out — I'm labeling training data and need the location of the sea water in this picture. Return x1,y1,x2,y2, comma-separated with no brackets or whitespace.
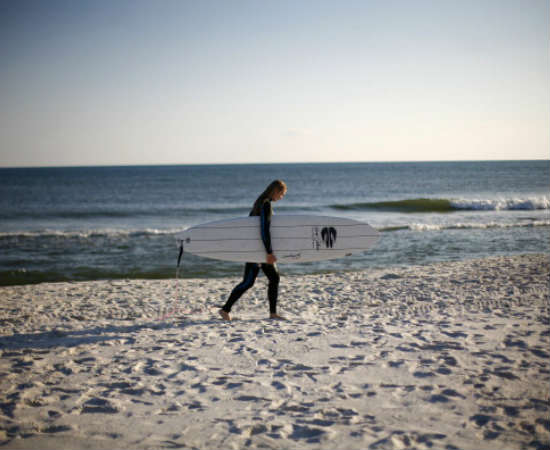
0,161,548,285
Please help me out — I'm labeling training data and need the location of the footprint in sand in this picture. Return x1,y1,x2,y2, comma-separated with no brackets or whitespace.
40,424,73,433
81,398,119,414
288,424,329,443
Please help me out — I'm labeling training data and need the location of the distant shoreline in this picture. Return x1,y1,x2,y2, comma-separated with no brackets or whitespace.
1,159,549,170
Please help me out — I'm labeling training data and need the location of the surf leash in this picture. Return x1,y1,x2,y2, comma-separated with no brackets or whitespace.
160,240,185,320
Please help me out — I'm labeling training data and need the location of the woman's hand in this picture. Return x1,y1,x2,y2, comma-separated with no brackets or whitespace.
266,253,277,265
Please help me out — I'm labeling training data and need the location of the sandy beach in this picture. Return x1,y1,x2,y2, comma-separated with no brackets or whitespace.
0,254,548,449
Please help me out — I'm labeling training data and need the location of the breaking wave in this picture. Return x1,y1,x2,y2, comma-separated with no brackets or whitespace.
379,220,550,232
330,197,550,213
0,228,185,239
2,219,548,241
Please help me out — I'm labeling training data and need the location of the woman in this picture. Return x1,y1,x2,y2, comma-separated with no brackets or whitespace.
219,180,287,321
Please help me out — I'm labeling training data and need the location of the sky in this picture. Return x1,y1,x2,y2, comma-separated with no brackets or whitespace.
0,0,548,167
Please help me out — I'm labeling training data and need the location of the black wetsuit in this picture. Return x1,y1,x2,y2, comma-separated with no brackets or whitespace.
222,199,280,314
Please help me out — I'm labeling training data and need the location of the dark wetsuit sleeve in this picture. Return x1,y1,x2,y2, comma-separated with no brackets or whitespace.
260,201,273,254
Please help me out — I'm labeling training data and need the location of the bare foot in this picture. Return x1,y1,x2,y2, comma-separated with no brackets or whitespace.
269,313,286,320
219,309,231,321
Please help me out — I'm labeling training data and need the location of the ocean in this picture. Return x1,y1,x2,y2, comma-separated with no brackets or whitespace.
0,161,548,286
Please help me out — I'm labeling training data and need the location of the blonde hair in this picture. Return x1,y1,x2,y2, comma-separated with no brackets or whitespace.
251,180,287,215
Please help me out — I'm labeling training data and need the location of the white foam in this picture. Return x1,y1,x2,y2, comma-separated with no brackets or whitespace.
0,228,188,239
408,220,550,232
450,196,550,211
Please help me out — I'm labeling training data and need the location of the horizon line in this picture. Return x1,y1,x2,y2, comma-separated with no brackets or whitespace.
1,158,549,169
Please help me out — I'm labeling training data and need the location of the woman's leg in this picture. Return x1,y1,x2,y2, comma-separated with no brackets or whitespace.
261,263,280,314
222,263,260,313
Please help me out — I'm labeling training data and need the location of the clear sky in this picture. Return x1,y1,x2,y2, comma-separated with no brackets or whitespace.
1,0,548,167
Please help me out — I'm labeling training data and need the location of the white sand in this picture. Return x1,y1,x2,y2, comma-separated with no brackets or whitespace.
0,254,548,450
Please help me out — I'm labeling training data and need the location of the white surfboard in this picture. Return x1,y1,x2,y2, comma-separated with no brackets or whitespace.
176,215,380,263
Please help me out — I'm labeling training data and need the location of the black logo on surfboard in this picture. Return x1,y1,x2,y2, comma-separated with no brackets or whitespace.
321,227,337,248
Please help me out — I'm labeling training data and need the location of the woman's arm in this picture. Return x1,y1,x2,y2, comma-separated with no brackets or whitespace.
260,201,274,261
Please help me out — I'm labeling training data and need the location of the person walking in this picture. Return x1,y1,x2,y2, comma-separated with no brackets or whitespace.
219,180,287,321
